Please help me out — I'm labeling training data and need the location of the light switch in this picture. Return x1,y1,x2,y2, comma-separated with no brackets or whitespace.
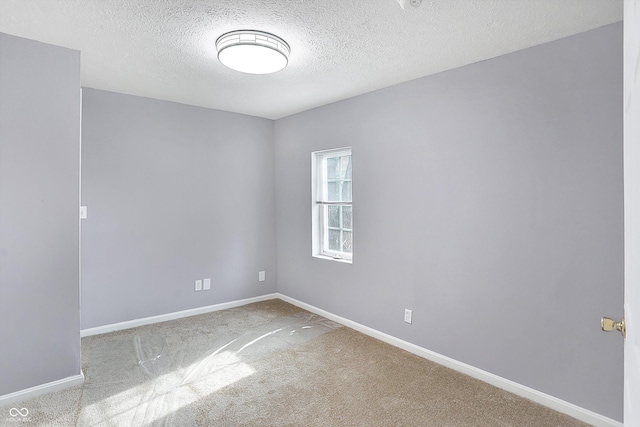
258,271,266,282
80,206,88,219
203,278,211,290
195,280,202,291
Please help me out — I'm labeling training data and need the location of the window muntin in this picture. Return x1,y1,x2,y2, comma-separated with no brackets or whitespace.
313,148,352,262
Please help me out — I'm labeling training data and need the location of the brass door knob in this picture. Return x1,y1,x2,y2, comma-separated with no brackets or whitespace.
601,316,625,339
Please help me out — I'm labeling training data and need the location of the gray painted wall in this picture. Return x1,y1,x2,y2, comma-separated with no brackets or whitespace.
274,23,623,420
81,89,277,329
0,33,81,395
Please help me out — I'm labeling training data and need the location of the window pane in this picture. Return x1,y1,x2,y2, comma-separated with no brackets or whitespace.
327,182,339,201
342,206,352,229
343,231,353,253
326,157,338,180
342,181,352,202
341,156,352,180
328,229,341,251
328,206,340,228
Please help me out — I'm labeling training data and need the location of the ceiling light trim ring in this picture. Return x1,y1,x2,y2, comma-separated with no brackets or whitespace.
216,30,290,74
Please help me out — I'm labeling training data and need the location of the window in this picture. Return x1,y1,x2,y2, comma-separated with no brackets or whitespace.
312,148,352,262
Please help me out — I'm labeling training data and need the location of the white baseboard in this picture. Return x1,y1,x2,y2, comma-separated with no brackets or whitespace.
1,295,280,408
0,372,85,408
277,293,623,427
81,293,279,337
77,291,621,426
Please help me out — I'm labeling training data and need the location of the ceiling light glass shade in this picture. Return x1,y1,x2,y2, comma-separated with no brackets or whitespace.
216,30,290,74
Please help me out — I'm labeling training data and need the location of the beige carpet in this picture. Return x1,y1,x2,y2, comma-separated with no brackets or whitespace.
1,300,588,426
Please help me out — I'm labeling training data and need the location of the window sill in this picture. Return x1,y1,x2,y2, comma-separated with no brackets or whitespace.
313,254,352,264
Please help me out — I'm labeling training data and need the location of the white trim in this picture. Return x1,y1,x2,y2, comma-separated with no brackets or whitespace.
624,1,640,424
0,372,84,408
72,292,620,426
78,87,83,346
312,253,352,264
80,294,279,337
277,293,623,427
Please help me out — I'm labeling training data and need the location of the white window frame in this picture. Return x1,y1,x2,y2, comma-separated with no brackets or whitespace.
312,147,352,263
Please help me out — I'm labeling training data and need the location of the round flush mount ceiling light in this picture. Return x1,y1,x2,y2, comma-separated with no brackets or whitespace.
216,30,290,74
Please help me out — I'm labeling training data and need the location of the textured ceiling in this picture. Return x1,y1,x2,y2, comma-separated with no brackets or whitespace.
0,0,623,119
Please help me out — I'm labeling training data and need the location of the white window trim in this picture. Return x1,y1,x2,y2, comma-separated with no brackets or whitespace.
312,147,352,263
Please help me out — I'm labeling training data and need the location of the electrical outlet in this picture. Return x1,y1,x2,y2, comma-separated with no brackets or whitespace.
404,309,412,324
195,280,202,291
203,278,211,290
258,271,266,282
